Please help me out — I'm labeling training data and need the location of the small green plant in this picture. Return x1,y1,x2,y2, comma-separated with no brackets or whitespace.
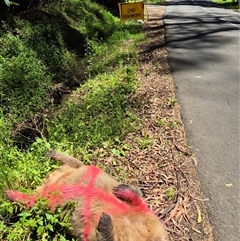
111,148,126,157
169,121,178,129
156,118,165,127
111,142,130,157
165,187,175,201
168,98,177,107
137,137,154,149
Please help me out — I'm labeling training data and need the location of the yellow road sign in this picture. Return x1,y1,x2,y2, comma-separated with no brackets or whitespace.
118,2,144,22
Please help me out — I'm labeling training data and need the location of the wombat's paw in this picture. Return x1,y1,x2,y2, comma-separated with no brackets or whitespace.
5,190,37,208
6,190,17,201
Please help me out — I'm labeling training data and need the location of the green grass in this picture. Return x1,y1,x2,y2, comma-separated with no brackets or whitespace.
137,137,155,149
0,0,146,239
156,118,166,127
47,23,144,151
213,0,239,9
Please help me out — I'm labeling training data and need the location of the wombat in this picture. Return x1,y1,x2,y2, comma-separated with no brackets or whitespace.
6,150,169,241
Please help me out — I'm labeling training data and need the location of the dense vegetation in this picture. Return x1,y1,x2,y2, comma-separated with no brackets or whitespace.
0,0,150,240
213,0,239,9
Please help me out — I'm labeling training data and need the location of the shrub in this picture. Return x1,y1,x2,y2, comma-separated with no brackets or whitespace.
0,34,52,122
0,198,76,241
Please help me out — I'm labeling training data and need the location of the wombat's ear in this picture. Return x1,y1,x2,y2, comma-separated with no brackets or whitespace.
112,184,143,206
96,212,114,241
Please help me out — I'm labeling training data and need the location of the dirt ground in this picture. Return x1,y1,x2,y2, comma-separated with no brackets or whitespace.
98,5,214,241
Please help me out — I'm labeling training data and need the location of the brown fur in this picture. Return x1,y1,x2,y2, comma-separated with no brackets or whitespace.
7,150,169,241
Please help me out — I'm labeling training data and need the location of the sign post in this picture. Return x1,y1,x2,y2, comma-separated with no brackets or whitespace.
118,2,145,22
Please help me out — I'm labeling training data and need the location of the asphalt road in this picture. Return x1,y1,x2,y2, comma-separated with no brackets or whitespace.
164,1,240,240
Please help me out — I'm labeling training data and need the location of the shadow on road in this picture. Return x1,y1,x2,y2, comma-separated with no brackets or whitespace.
163,4,239,71
165,0,220,7
164,14,239,42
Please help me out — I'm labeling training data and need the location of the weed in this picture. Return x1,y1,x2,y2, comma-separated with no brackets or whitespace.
169,121,178,129
165,187,175,201
111,148,126,157
168,97,177,107
156,118,165,127
137,137,154,149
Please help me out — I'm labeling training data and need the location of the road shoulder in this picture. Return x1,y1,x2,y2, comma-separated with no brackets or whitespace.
136,5,214,240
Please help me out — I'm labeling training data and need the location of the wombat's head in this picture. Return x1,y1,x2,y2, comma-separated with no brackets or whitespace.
95,212,169,241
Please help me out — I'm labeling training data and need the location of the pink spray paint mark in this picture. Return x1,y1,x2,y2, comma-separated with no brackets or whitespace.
82,166,101,241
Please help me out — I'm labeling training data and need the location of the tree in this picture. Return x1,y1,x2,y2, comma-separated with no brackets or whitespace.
93,0,126,14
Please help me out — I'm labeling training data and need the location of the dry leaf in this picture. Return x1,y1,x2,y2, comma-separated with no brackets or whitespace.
175,210,183,219
195,204,202,223
192,227,202,234
165,202,179,223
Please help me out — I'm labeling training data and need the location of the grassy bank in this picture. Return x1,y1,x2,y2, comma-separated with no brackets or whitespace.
213,0,239,9
0,0,146,240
